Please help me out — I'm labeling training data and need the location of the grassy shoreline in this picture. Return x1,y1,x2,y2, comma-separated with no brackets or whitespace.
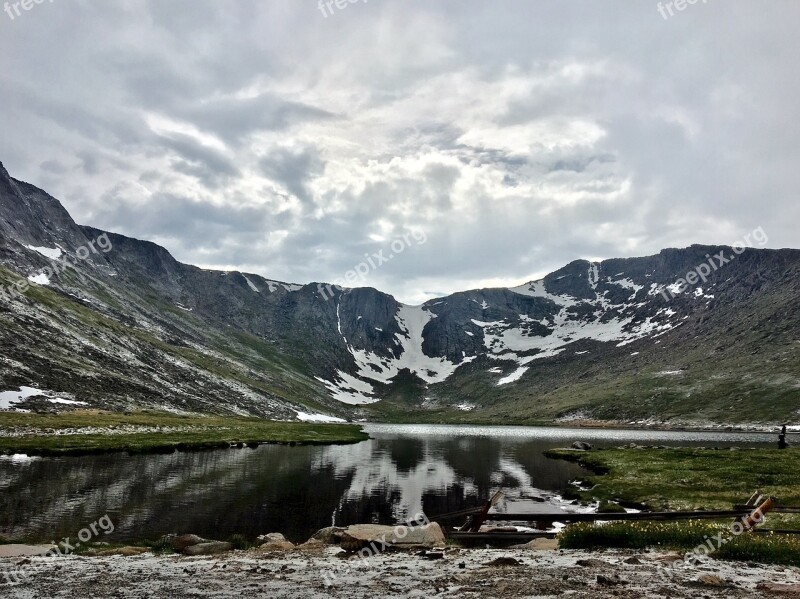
546,446,800,566
0,411,369,456
545,446,800,509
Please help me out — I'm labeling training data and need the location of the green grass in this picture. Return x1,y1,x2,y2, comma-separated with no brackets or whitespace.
560,520,727,550
548,446,800,566
559,521,800,567
545,447,800,510
715,533,800,567
0,411,368,455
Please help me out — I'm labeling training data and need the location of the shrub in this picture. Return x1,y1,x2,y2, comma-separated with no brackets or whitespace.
228,534,251,550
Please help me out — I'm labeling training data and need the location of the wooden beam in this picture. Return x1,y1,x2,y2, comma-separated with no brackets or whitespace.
482,509,755,523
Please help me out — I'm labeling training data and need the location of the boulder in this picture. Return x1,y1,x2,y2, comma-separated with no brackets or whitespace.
296,539,326,553
0,544,56,558
521,538,558,551
170,534,206,552
485,556,522,567
571,441,592,450
183,541,233,556
339,523,445,551
755,582,800,596
310,526,345,545
255,533,295,552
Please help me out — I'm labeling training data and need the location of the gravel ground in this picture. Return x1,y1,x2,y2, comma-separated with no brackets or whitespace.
3,545,800,598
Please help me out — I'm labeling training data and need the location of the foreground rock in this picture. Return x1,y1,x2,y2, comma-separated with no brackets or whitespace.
170,534,207,552
339,523,446,551
183,541,233,556
255,533,295,552
0,544,55,558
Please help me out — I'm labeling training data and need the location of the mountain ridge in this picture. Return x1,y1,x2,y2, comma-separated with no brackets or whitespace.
1,161,798,425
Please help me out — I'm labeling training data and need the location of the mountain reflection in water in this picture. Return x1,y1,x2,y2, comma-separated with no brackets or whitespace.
0,424,774,543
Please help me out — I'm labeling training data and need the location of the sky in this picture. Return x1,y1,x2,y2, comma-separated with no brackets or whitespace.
1,0,798,304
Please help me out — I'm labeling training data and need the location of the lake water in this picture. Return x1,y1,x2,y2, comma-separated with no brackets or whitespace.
0,424,779,544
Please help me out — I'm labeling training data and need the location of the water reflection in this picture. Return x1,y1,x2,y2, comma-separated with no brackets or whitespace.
0,425,776,543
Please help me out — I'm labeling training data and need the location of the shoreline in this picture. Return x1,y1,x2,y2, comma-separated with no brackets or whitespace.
0,411,370,456
2,412,792,457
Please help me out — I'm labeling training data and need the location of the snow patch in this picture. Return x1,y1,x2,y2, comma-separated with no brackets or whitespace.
0,386,83,410
497,366,528,386
24,244,62,260
294,411,347,423
27,273,50,285
243,275,260,293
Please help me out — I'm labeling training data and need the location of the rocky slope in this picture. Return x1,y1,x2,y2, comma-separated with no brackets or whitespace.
1,162,798,424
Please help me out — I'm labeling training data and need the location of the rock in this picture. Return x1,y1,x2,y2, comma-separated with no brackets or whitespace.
656,552,684,563
571,441,592,450
310,526,344,545
623,556,642,565
755,582,800,596
597,573,626,586
257,532,288,545
255,533,295,552
0,544,56,558
486,557,522,567
519,538,558,551
170,534,206,552
183,541,233,556
339,523,445,551
296,539,325,553
695,574,731,588
576,558,610,568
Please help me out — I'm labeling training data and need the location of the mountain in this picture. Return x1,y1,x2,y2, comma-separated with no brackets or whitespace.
1,162,798,425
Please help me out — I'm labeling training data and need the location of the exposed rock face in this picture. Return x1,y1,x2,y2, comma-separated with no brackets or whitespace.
1,161,799,423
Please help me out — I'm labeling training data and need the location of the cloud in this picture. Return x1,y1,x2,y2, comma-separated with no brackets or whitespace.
0,0,798,303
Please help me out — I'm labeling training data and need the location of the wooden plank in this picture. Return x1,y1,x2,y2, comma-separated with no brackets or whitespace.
742,497,774,530
428,506,486,522
449,531,557,542
734,505,800,513
462,491,505,532
482,509,755,522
